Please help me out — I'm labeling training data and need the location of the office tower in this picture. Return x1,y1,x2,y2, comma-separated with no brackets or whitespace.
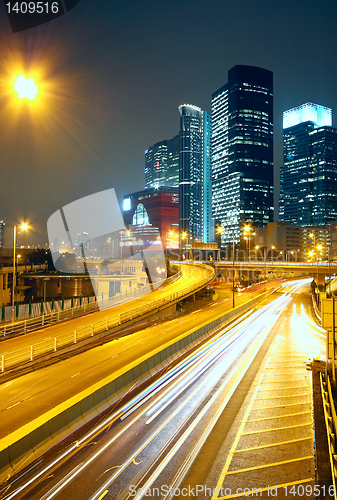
280,102,337,226
166,135,180,188
211,65,274,245
0,221,5,248
203,112,213,243
145,135,180,189
179,104,212,242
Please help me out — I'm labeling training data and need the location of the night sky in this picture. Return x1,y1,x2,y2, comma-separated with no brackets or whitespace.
1,0,337,246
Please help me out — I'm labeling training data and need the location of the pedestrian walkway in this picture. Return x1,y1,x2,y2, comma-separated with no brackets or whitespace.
211,301,325,499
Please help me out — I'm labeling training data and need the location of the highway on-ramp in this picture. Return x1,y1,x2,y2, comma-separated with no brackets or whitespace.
0,264,214,371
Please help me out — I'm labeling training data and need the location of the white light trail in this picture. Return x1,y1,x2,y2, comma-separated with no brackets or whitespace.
3,288,292,500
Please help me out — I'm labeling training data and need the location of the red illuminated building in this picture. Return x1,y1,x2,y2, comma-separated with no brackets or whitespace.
123,187,179,249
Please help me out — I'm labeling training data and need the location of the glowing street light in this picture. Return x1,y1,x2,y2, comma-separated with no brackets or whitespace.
243,224,254,261
309,233,323,291
14,76,38,100
180,232,188,261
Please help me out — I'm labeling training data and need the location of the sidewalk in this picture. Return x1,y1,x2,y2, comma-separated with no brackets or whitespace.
210,296,326,499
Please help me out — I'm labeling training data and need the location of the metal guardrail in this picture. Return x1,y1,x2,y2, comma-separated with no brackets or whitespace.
312,292,322,322
0,268,211,373
0,277,177,337
196,260,337,267
320,372,337,498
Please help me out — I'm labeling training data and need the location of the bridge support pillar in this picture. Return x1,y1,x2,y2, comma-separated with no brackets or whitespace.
317,272,326,287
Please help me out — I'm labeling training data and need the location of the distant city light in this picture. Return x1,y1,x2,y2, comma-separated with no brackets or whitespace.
14,76,38,100
123,198,131,211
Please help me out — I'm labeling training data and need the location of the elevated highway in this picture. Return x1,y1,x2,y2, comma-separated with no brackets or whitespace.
0,263,214,372
206,260,337,285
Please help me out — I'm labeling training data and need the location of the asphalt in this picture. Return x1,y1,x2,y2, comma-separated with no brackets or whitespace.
179,287,329,499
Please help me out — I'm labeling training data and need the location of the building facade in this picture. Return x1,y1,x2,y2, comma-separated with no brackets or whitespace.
178,104,212,242
145,135,180,189
123,187,179,248
203,112,213,243
211,65,274,245
280,102,337,226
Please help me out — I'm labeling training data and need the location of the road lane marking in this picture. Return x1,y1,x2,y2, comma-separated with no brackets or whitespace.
234,436,312,453
251,401,310,410
242,422,312,435
259,378,310,382
257,384,311,391
217,478,313,499
255,392,311,400
226,455,314,475
97,491,109,500
6,402,21,410
246,410,311,422
264,356,271,368
211,374,265,499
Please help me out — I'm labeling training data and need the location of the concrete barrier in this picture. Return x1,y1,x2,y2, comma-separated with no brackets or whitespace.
0,286,278,484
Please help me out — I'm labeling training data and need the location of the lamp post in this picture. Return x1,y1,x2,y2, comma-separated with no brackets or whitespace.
166,230,174,260
243,225,254,261
309,233,318,291
181,232,187,261
243,225,250,260
216,226,224,281
12,223,29,324
317,244,323,289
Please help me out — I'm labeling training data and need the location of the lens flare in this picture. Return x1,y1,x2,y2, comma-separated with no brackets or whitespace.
14,75,38,100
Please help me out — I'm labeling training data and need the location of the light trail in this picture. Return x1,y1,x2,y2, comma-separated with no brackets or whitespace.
300,303,327,335
87,367,240,500
291,304,323,359
0,311,256,500
128,296,291,500
2,289,293,500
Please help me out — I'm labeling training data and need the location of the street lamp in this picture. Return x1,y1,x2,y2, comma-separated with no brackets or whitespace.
166,230,176,259
12,223,29,324
181,232,187,261
216,226,224,262
310,233,323,293
243,225,250,260
243,225,255,261
14,76,38,101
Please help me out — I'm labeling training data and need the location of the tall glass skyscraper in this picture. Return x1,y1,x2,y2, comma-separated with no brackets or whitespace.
211,65,274,244
280,102,337,226
145,135,179,189
178,104,212,242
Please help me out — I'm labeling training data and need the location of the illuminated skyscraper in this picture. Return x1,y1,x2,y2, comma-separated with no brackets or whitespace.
211,65,274,245
280,102,337,226
178,104,212,242
145,135,179,189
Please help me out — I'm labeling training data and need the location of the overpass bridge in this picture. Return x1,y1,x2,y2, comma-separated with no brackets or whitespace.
195,260,337,285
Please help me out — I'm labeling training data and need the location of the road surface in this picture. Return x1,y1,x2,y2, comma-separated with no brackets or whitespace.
0,279,327,500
